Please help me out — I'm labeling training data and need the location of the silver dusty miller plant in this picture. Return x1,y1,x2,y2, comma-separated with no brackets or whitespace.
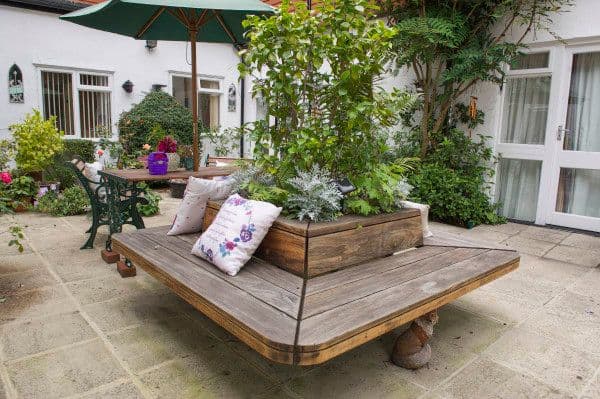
285,165,343,222
394,177,413,208
228,165,275,196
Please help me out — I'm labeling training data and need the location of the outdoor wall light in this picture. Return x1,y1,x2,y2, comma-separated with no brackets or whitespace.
145,40,157,50
332,178,356,195
122,80,134,93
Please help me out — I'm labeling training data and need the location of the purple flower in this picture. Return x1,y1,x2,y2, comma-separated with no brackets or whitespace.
240,228,253,242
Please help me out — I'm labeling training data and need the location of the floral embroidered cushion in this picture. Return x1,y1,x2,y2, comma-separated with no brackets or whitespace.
191,194,282,276
167,176,233,236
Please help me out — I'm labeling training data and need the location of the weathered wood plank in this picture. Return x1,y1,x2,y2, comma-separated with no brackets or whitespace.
303,247,486,317
298,249,519,351
98,166,236,182
306,246,452,295
294,256,518,365
111,231,298,355
305,209,421,237
306,215,423,277
139,228,301,318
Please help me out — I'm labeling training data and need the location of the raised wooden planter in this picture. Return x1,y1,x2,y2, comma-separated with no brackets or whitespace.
203,201,423,278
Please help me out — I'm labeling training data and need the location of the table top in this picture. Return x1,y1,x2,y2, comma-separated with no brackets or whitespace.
98,166,237,182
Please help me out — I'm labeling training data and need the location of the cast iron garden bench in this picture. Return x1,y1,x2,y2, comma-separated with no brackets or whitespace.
111,225,519,367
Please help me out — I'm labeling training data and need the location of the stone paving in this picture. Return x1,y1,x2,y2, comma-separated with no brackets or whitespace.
0,193,599,398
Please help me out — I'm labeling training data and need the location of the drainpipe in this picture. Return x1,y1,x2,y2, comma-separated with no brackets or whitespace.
240,75,245,158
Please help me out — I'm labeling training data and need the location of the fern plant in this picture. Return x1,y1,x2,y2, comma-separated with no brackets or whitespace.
285,166,342,222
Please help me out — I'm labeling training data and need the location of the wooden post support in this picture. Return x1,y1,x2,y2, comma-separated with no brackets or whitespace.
392,310,439,369
101,249,120,264
117,259,136,278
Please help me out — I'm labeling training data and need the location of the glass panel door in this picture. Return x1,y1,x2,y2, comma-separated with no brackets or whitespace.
548,48,600,232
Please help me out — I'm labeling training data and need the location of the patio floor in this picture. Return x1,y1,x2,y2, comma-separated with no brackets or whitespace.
1,193,599,399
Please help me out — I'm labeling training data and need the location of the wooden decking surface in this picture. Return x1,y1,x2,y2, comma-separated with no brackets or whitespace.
112,226,519,365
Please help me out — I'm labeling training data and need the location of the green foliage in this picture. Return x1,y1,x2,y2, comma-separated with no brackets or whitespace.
0,184,13,214
62,139,96,163
8,225,24,253
377,0,572,156
10,110,64,173
118,91,193,154
43,139,96,189
0,139,16,171
8,175,37,198
401,126,506,226
137,183,161,216
285,166,343,222
36,186,89,216
241,0,416,179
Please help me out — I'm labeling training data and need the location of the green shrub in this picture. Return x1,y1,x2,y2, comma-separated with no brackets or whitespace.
62,139,96,163
10,110,64,173
118,91,194,153
136,183,161,216
36,186,89,216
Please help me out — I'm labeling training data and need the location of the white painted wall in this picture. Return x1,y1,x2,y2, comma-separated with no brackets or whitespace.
0,4,252,157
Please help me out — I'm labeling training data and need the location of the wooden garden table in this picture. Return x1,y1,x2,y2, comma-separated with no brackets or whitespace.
97,166,236,253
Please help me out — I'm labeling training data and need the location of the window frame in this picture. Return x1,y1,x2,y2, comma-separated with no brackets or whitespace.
169,72,224,128
36,66,115,141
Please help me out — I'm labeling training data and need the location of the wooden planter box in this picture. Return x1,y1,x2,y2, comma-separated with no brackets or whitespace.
203,201,423,278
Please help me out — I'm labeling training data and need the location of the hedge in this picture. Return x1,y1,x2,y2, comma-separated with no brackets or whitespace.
118,91,194,153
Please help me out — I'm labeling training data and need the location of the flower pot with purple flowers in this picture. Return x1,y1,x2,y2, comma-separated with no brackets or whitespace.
147,152,168,175
157,136,179,172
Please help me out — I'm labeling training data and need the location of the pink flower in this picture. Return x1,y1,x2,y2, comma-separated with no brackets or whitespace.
225,241,236,251
0,171,12,184
97,149,104,156
157,136,177,153
142,143,151,151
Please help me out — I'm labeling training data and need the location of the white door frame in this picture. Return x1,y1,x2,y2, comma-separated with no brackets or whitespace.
544,43,600,232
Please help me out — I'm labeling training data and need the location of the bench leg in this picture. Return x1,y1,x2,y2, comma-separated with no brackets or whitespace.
391,310,439,369
117,258,136,278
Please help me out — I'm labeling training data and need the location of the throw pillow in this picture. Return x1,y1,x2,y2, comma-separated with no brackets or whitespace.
167,177,233,236
191,194,282,276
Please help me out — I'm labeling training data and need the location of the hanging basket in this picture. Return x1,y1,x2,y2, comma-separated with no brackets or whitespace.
148,152,168,175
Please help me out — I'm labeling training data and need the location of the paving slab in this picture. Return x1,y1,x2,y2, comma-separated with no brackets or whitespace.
7,340,123,399
139,347,279,399
543,245,600,268
439,357,574,399
561,232,600,250
568,269,600,298
0,253,46,275
0,267,57,297
484,327,600,394
1,311,96,361
107,316,218,372
455,228,511,245
451,288,536,325
482,222,529,236
580,372,600,399
50,257,115,283
503,236,556,257
522,291,600,356
83,291,188,333
65,274,148,305
77,380,145,399
517,225,571,244
434,305,508,354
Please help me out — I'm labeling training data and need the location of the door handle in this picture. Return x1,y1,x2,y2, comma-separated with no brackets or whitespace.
557,125,571,141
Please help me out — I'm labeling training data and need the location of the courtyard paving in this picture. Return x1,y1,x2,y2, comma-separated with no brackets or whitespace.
0,193,599,398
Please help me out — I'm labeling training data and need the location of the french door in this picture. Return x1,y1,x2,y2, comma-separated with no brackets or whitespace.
495,45,600,232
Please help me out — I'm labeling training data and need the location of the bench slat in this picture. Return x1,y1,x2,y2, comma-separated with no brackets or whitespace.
298,249,519,351
112,231,298,357
139,228,301,318
303,247,487,318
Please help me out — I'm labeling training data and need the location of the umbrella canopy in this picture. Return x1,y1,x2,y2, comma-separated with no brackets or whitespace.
61,0,274,170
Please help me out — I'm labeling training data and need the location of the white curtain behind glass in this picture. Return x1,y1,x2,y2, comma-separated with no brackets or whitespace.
500,76,551,144
496,158,542,222
558,52,600,218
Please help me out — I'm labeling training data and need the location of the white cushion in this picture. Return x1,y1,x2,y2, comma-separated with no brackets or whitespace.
167,176,233,236
191,194,282,276
400,200,433,238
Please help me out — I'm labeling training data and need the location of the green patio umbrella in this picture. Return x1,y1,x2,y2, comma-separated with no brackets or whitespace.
61,0,274,171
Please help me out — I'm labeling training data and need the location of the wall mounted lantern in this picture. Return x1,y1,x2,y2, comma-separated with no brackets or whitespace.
122,80,134,93
145,40,157,50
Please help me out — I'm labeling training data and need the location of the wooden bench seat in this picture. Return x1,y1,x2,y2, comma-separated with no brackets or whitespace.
112,226,519,366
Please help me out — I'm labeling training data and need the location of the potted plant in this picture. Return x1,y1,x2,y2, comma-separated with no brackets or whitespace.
10,110,64,181
157,136,179,172
8,175,37,212
177,144,194,171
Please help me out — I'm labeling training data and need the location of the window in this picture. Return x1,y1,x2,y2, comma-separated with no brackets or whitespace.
500,53,552,145
172,76,221,129
41,69,112,139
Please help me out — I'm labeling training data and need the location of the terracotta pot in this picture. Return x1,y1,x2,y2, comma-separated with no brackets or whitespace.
166,153,180,172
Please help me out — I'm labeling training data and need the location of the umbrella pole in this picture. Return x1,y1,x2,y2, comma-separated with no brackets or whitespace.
190,28,199,171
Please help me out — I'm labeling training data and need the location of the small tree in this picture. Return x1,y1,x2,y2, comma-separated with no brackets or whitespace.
240,0,416,180
376,0,573,157
10,110,64,174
